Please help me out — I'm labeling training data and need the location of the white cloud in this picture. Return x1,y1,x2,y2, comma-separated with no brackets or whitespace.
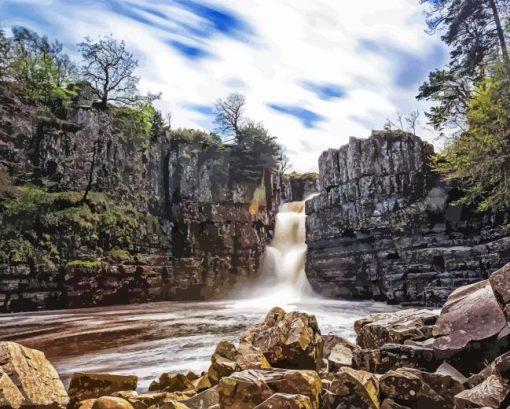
0,0,446,172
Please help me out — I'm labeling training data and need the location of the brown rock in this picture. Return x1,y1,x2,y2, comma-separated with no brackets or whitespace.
454,374,510,408
241,307,324,371
354,309,437,349
0,341,69,409
489,263,510,321
149,373,195,393
218,368,321,409
323,336,359,373
111,390,188,409
91,397,134,409
433,280,507,360
180,386,219,409
254,393,313,408
326,367,379,409
322,335,359,359
68,373,137,408
380,399,411,409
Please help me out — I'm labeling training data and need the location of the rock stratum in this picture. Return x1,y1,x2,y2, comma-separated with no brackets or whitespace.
6,263,510,408
0,86,280,311
306,130,510,306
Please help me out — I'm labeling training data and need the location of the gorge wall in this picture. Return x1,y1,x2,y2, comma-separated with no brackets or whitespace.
306,130,510,305
0,86,279,311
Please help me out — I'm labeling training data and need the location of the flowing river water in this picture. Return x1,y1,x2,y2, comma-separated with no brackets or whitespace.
0,198,399,390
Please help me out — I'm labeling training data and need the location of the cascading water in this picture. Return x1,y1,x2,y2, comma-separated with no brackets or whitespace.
248,195,318,304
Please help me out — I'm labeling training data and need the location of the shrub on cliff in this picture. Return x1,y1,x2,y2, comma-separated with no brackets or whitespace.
433,62,510,212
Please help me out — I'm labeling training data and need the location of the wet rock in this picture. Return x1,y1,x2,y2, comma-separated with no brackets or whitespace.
433,280,507,360
253,393,313,409
355,309,437,349
454,374,510,408
241,307,324,371
68,373,137,408
217,368,321,409
0,341,69,409
149,373,195,393
91,397,134,409
325,367,379,409
489,263,510,321
380,367,464,409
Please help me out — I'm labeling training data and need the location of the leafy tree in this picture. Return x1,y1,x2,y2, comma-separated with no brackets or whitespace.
214,92,247,140
78,36,144,108
8,26,74,103
433,61,510,212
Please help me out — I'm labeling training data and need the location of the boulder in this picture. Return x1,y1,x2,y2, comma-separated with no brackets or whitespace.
253,393,313,409
354,309,437,349
433,280,507,361
241,307,324,371
68,373,137,408
325,367,379,409
180,387,219,409
435,362,467,385
0,341,69,409
218,368,321,409
205,340,270,386
323,335,359,359
454,374,510,408
91,397,134,409
380,367,464,409
323,336,359,373
380,399,411,409
489,263,510,321
111,390,189,409
149,373,195,393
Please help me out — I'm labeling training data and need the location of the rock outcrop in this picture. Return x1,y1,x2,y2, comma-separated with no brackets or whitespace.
281,172,319,202
306,130,510,305
0,86,280,312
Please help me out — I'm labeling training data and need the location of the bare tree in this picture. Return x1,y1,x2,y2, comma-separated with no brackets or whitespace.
404,110,420,136
78,35,142,108
385,110,421,135
278,154,292,177
214,93,247,140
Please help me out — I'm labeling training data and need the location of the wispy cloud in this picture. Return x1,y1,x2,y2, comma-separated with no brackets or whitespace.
268,104,326,129
301,81,346,101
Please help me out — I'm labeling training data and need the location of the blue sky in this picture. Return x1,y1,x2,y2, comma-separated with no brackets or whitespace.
0,0,447,172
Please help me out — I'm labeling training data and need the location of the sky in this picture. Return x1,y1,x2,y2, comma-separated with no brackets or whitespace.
0,0,447,172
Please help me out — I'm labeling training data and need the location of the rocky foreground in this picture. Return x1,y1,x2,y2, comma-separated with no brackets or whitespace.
4,263,510,409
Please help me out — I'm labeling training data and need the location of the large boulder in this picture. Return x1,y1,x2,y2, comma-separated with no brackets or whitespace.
323,336,360,373
0,341,69,409
489,263,510,321
241,307,324,371
432,280,507,361
454,374,510,408
354,309,437,349
217,369,321,409
149,373,195,393
380,367,464,409
323,367,379,409
68,373,137,409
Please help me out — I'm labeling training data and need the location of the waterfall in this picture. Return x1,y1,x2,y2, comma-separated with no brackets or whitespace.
246,195,317,304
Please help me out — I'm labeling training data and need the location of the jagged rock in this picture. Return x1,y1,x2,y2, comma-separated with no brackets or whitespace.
454,374,510,408
380,367,464,409
433,280,507,360
322,335,359,372
241,307,324,371
111,390,189,409
204,340,270,386
91,397,135,409
149,373,195,393
489,263,510,321
354,309,437,349
435,362,467,385
180,386,219,409
68,373,137,408
324,367,379,409
217,369,321,409
306,131,510,305
0,341,69,409
353,342,439,373
253,393,313,409
380,399,411,409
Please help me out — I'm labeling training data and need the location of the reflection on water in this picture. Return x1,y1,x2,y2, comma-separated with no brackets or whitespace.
0,299,399,390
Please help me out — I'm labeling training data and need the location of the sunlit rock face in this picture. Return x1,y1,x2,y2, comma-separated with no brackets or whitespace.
306,130,510,306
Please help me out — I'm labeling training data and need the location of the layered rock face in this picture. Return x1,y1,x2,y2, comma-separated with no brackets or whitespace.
0,87,279,311
281,173,319,202
306,130,510,305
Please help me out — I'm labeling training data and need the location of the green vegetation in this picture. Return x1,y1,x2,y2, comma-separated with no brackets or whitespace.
65,260,108,270
0,185,157,267
284,172,319,182
115,103,166,150
419,0,510,212
171,128,222,145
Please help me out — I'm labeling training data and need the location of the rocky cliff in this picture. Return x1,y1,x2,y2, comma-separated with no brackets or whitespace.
281,172,319,202
306,130,510,305
0,85,279,311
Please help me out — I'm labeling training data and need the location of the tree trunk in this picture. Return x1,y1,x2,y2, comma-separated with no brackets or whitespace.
488,0,510,72
81,140,99,203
